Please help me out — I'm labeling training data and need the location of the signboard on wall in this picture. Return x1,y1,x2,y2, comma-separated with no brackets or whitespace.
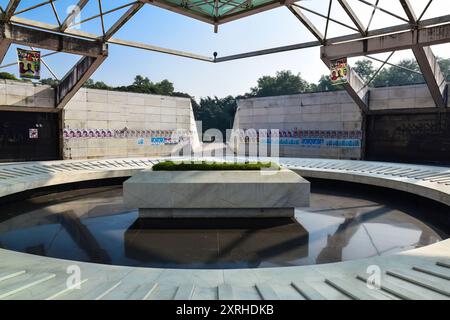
330,58,348,85
29,128,38,139
17,48,41,80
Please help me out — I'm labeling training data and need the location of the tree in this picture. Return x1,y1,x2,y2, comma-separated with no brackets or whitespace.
437,58,450,80
313,74,345,92
154,79,174,95
372,59,423,87
114,75,175,95
313,57,450,90
40,78,60,87
117,75,153,93
83,79,112,90
353,59,375,82
248,70,310,97
0,72,18,80
173,91,199,112
194,96,237,140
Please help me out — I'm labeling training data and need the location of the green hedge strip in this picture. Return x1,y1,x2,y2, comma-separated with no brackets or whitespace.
152,161,279,171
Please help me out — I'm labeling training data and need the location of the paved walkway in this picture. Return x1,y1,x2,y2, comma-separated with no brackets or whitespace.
0,157,449,300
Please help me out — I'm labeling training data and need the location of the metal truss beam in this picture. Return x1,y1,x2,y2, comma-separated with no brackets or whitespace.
7,8,450,64
338,0,365,35
104,2,144,41
141,0,283,25
109,37,214,62
215,14,450,62
288,5,324,43
418,0,433,22
56,47,108,109
290,3,359,35
13,0,52,16
60,0,90,31
0,22,105,57
10,16,214,62
140,0,214,24
320,23,450,60
358,0,409,24
206,0,281,24
215,40,319,62
2,0,20,22
322,23,450,108
399,1,447,107
399,0,417,24
412,46,447,107
0,38,11,63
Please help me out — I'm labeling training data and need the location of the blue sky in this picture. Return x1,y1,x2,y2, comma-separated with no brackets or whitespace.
1,0,450,99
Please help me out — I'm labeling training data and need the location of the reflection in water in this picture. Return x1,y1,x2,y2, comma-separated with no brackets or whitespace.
124,218,308,268
0,184,444,269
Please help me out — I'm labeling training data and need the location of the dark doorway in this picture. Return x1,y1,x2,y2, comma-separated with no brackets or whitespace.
366,112,450,165
0,111,60,162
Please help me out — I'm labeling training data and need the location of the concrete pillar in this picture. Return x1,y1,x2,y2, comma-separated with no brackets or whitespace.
343,67,369,114
412,46,447,107
56,45,108,109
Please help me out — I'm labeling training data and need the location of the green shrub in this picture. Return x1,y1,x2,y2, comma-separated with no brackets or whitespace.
152,160,279,171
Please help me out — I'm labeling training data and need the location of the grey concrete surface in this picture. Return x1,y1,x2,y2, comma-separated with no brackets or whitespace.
138,208,295,218
0,157,448,300
123,169,310,217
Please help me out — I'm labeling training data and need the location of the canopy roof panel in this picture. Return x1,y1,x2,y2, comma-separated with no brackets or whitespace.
146,0,295,24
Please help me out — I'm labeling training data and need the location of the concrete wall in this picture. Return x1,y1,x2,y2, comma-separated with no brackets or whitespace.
233,83,439,160
63,89,198,160
234,91,362,159
0,79,442,161
0,79,54,109
369,83,437,110
0,80,199,160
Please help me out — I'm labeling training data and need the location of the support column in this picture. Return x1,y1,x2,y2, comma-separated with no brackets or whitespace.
56,44,108,109
343,67,370,114
412,45,447,108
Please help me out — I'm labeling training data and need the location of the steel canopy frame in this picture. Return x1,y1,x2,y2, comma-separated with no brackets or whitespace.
0,0,446,60
140,0,286,27
1,0,447,62
0,0,449,109
5,11,450,64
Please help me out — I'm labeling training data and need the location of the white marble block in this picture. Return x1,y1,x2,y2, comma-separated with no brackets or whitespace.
123,169,310,218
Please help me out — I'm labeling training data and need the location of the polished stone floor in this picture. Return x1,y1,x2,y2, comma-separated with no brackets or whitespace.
0,181,446,269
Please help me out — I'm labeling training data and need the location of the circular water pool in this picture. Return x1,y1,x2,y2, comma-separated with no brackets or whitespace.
0,179,447,269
